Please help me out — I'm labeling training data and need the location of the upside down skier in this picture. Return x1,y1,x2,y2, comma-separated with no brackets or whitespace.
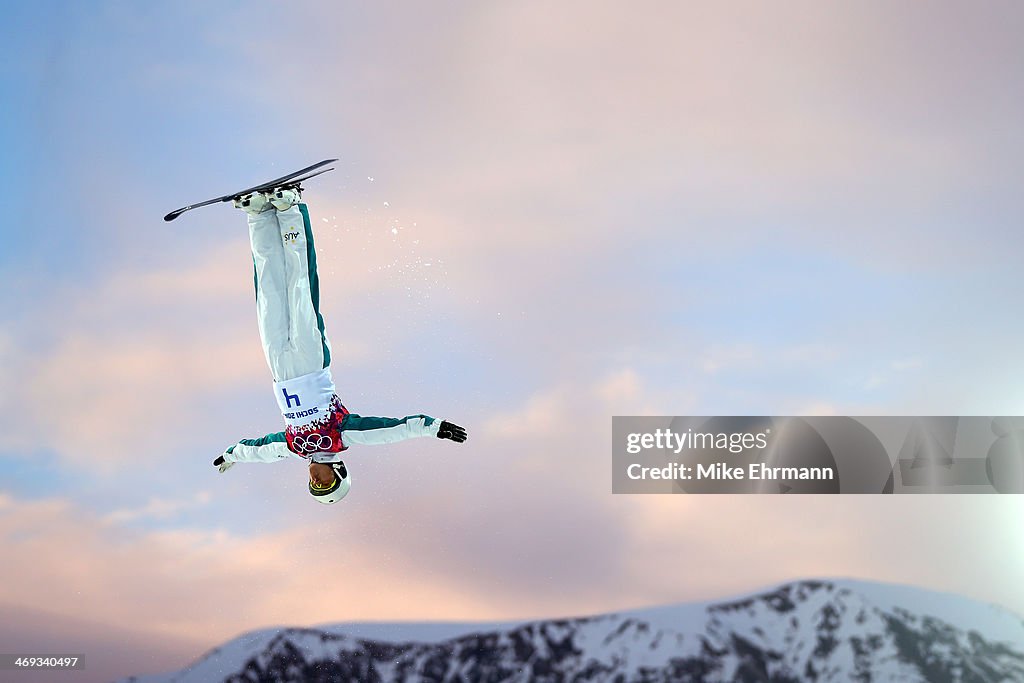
212,186,467,504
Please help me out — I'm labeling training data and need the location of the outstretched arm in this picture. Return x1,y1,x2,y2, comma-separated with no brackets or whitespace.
213,431,294,472
340,415,467,447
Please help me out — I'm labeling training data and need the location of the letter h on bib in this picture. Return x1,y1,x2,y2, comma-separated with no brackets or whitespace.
282,388,301,408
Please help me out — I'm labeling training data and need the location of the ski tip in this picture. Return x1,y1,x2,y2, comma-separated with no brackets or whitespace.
163,209,184,222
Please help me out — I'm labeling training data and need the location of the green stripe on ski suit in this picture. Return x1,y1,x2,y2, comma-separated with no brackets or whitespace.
228,431,287,453
341,414,435,431
299,203,331,369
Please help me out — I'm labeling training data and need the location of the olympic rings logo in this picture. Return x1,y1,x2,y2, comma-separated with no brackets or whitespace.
291,433,333,454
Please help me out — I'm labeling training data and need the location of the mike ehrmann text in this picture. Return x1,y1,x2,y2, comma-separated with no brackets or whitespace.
626,462,835,480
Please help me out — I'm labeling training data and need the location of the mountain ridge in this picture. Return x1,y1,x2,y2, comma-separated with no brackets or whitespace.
121,578,1024,683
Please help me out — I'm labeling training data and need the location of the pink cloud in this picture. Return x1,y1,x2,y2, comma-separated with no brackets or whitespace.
213,1,1024,279
0,492,508,652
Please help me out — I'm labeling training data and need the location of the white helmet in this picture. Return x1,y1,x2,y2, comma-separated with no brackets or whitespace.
309,461,351,504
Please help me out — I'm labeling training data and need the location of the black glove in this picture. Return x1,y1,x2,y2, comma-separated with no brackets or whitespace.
437,420,467,443
213,453,234,473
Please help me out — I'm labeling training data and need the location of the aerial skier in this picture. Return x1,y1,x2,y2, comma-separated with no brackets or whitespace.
212,186,467,504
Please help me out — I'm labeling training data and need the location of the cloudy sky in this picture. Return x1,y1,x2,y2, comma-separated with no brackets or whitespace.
2,1,1023,681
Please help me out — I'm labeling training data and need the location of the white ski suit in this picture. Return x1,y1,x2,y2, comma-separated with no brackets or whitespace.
222,203,440,466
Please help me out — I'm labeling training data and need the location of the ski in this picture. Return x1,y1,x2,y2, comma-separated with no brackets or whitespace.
163,159,338,222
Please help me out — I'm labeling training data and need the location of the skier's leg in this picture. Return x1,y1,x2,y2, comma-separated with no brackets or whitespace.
273,202,332,381
248,208,292,381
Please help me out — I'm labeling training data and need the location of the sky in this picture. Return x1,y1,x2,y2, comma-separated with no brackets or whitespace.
1,1,1023,681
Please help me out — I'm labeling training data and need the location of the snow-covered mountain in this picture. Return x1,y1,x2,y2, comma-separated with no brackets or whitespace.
121,579,1024,682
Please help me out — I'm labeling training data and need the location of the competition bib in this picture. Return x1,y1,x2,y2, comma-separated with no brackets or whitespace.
273,368,349,456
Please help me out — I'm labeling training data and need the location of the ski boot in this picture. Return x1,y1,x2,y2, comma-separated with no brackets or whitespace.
232,192,271,215
269,184,302,211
